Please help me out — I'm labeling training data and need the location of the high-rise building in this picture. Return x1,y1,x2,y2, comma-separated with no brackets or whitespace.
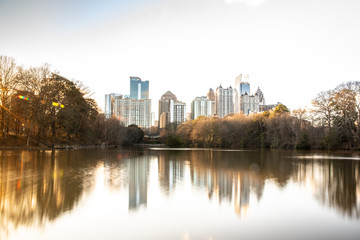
105,76,151,128
159,91,177,122
130,76,149,100
240,82,250,96
158,91,186,128
239,93,260,115
114,96,152,129
234,89,239,114
207,88,215,101
207,88,216,116
191,96,213,120
234,74,250,113
235,74,250,95
215,85,234,118
105,93,122,119
173,101,186,124
239,87,265,115
255,87,265,105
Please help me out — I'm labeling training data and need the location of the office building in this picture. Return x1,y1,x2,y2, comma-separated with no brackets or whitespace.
191,96,213,120
113,96,152,129
105,93,122,119
239,87,265,115
105,76,151,128
239,93,260,115
215,85,234,118
130,76,149,100
235,74,250,95
207,88,216,116
255,87,265,105
158,91,186,128
207,88,215,101
234,89,239,114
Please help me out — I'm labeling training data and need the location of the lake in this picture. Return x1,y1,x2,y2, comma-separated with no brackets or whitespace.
1,148,360,240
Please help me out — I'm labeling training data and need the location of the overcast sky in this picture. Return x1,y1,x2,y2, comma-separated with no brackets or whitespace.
1,0,360,118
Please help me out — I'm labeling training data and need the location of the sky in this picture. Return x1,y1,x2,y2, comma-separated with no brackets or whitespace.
1,0,360,119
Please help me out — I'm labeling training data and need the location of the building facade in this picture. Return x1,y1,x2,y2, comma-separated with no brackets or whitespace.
158,91,186,128
255,87,265,105
191,96,213,120
239,93,260,115
130,76,149,100
207,88,216,116
173,101,186,124
207,88,215,101
105,76,151,128
235,74,250,95
105,93,122,119
114,96,152,128
234,89,239,114
215,85,234,118
239,87,265,115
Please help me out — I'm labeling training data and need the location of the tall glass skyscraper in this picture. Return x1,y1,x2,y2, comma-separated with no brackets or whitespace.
239,82,250,95
130,76,149,100
235,74,250,95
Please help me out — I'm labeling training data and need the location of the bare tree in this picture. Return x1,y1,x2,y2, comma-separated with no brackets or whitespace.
311,90,334,128
0,55,18,137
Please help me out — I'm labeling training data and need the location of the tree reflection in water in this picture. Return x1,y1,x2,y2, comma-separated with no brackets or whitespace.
0,149,359,238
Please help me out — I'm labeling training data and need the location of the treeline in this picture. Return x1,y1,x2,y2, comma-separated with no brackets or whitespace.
163,81,360,150
0,55,143,146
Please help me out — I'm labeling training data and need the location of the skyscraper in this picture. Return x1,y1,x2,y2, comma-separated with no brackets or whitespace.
114,97,152,129
207,88,215,101
207,88,216,116
239,93,260,115
235,74,250,95
239,88,265,115
158,91,186,128
191,96,213,120
240,82,250,96
105,76,151,128
234,88,239,113
215,85,234,118
255,87,265,105
130,76,149,100
234,74,250,113
105,93,122,119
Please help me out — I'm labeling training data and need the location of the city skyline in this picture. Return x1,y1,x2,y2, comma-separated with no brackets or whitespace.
1,0,359,117
106,74,269,125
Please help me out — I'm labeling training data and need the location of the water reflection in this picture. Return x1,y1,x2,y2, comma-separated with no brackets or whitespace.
291,158,360,218
157,151,186,194
128,156,149,210
0,150,101,236
1,149,360,238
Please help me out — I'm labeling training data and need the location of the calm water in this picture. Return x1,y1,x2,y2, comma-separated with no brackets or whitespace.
1,148,360,240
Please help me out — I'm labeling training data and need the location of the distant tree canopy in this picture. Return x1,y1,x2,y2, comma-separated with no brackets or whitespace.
271,104,290,115
162,81,360,150
0,55,142,146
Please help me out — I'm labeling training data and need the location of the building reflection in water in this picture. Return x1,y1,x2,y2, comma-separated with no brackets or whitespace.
1,149,360,238
128,156,150,211
189,150,265,217
157,151,185,195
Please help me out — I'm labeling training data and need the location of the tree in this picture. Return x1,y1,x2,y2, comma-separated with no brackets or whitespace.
331,85,357,147
311,90,335,128
123,124,144,146
271,104,290,116
0,56,17,137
